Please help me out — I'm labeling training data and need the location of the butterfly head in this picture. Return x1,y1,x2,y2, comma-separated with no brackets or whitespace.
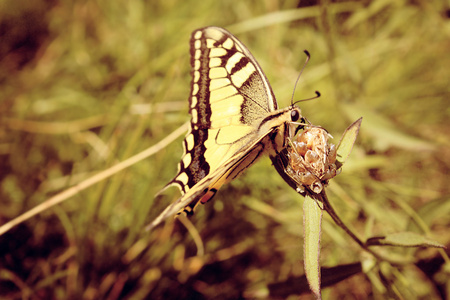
288,105,308,137
290,108,301,122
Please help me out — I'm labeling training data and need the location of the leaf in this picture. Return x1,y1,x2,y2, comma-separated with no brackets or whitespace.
303,195,322,299
336,117,362,167
365,232,446,248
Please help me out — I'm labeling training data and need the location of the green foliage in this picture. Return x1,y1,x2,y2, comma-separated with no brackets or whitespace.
1,0,449,299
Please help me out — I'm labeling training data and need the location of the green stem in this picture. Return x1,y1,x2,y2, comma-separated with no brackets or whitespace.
314,190,408,265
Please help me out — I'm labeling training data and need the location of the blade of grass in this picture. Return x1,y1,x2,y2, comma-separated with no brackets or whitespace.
0,122,188,236
303,195,322,299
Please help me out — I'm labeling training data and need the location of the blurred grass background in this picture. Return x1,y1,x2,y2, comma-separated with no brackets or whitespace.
1,0,449,299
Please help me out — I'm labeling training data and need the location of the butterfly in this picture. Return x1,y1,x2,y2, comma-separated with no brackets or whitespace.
147,26,307,230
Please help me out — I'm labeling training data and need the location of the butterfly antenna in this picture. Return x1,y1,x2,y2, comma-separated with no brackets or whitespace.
290,50,311,105
293,90,321,105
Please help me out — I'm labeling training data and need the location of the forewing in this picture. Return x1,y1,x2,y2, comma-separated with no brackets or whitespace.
169,26,277,195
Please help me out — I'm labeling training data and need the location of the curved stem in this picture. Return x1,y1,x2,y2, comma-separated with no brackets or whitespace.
314,190,408,265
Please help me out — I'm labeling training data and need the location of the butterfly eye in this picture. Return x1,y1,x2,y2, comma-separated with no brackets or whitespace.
291,110,300,122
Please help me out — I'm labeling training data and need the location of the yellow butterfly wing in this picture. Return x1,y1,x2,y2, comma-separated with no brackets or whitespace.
147,27,302,230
